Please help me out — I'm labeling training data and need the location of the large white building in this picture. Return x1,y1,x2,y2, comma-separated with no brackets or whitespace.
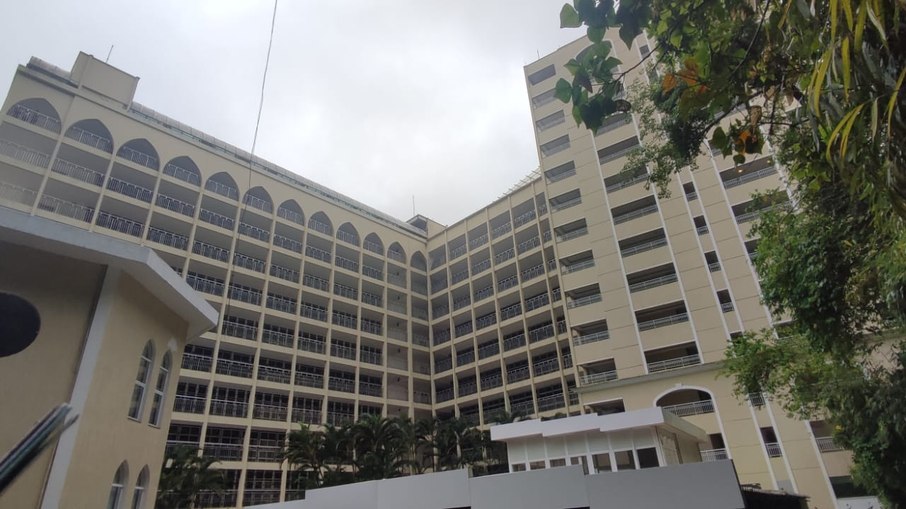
0,31,868,508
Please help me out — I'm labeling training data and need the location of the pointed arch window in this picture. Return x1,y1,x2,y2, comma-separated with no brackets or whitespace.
128,342,154,420
131,466,148,509
107,462,128,509
148,352,171,426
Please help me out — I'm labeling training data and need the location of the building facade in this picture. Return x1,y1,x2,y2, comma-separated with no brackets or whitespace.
0,34,862,508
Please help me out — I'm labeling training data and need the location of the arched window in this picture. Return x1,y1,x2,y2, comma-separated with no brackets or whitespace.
131,466,149,509
107,461,128,509
148,352,171,426
128,342,154,420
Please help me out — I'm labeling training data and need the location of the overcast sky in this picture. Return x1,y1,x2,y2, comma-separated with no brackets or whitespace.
0,0,585,225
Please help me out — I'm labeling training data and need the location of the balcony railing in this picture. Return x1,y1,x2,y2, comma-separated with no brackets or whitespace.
292,407,321,425
332,313,358,329
503,334,526,351
765,442,783,457
182,353,213,372
363,265,383,280
557,227,588,242
294,371,324,388
276,206,305,225
330,343,356,360
326,412,354,426
173,395,206,414
815,436,843,453
243,194,273,213
359,382,383,397
513,209,537,228
700,448,729,462
361,350,383,365
459,382,477,396
361,320,382,335
478,343,500,359
528,324,555,343
647,354,701,373
550,196,582,212
52,158,104,186
498,275,519,292
723,166,777,189
436,388,454,402
8,104,61,132
106,177,153,202
234,253,266,273
510,400,535,415
202,442,244,461
480,372,503,389
471,259,491,274
257,365,292,384
605,171,648,192
147,227,189,250
476,313,497,329
227,285,262,305
65,125,113,152
156,193,195,217
300,304,328,322
537,394,566,411
506,365,530,383
567,293,602,309
563,259,595,274
0,182,36,207
629,273,678,293
638,312,689,331
532,357,560,376
0,138,50,168
492,222,512,238
520,264,545,281
413,390,432,404
246,444,284,462
238,222,270,242
298,336,326,354
613,204,659,225
662,399,715,417
309,219,332,235
208,399,248,418
495,248,515,265
198,208,234,230
196,490,238,508
573,330,610,346
266,294,297,314
449,244,467,259
621,237,668,257
435,358,453,372
581,370,617,385
517,236,541,254
720,302,735,312
192,240,229,262
253,403,288,421
500,303,522,321
221,321,258,340
96,211,143,237
328,377,356,393
204,179,239,200
216,358,254,378
117,145,159,170
335,255,359,272
163,162,201,185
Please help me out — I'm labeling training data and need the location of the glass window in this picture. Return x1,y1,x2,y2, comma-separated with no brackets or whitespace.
511,463,527,472
529,460,546,470
107,462,128,509
148,352,171,425
570,456,589,474
131,467,148,509
592,452,612,473
128,342,154,420
637,448,660,469
550,458,567,467
615,450,636,471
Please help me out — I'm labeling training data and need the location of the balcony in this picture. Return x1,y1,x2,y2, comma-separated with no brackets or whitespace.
8,103,61,132
563,259,595,274
520,264,545,281
361,350,383,365
335,255,359,272
328,377,356,393
581,370,617,385
503,334,526,351
359,381,383,397
477,342,500,359
662,399,715,417
498,275,519,292
513,209,537,228
227,285,262,305
156,193,195,217
700,448,729,462
202,442,244,461
52,158,104,186
198,208,234,230
573,330,610,346
469,233,489,249
363,265,383,280
332,312,358,330
233,253,265,273
454,321,473,337
270,263,300,283
106,177,152,203
96,211,143,237
528,323,555,343
613,204,659,225
433,329,451,345
556,226,588,242
492,222,512,238
204,179,239,200
723,166,777,189
216,358,253,378
164,162,202,186
495,248,516,264
647,354,701,373
476,313,497,330
517,236,541,254
550,196,582,213
567,293,602,309
449,244,467,259
192,241,229,263
305,245,331,263
247,443,284,462
243,194,273,213
330,342,356,360
65,124,113,153
173,395,206,414
292,408,321,425
265,294,296,314
186,274,223,296
257,364,291,383
147,227,188,250
500,303,522,321
413,391,432,404
456,350,475,366
436,388,455,403
638,312,689,331
537,394,566,411
238,222,270,242
221,320,257,341
435,358,453,373
253,403,288,421
208,399,248,418
471,258,491,274
506,365,530,383
605,170,648,192
765,442,783,457
629,273,677,293
451,268,470,285
334,282,358,300
480,372,503,389
363,292,383,307
532,357,560,376
459,382,477,396
326,412,354,426
294,371,324,388
815,436,843,453
0,139,50,168
621,237,668,257
298,335,326,354
474,285,494,302
510,399,535,415
117,145,159,171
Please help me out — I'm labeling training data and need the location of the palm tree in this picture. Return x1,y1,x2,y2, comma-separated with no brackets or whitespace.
350,415,412,481
284,424,324,488
285,422,355,489
156,445,225,509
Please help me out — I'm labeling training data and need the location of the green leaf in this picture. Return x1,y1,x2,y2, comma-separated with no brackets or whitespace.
560,4,582,28
554,78,573,103
733,153,746,165
588,26,605,42
711,127,729,151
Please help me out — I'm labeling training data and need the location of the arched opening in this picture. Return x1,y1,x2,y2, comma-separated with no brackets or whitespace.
277,199,305,225
336,222,359,246
655,388,714,417
107,461,129,509
308,212,333,235
117,138,160,171
387,242,406,263
163,156,201,186
64,119,113,153
128,341,154,420
131,466,149,509
205,172,239,200
363,233,384,255
243,186,273,213
7,98,61,132
410,252,427,271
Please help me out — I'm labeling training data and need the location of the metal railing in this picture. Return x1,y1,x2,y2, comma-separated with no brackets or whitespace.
192,240,229,262
563,259,595,274
308,219,332,235
435,388,455,402
815,436,843,452
361,350,383,365
708,261,722,272
613,204,659,224
106,177,152,202
35,193,94,222
451,269,469,285
547,166,577,182
723,166,777,189
147,227,188,250
503,334,526,351
581,370,617,385
221,320,258,340
216,358,253,378
520,264,545,281
765,442,783,457
471,258,491,274
551,196,582,212
181,353,213,372
647,354,701,373
204,179,239,200
735,207,773,224
629,273,678,293
458,382,477,396
701,448,729,462
52,158,104,186
0,140,50,168
456,350,475,366
412,334,429,347
528,324,555,343
557,226,589,242
202,442,244,461
454,322,473,337
537,394,566,411
495,247,515,265
238,222,270,242
510,400,535,415
117,145,159,170
96,211,143,237
435,358,453,372
524,293,550,311
638,312,689,331
433,329,451,345
243,193,273,213
573,330,610,346
173,395,206,414
8,104,61,132
335,255,359,272
325,412,354,426
156,193,195,217
662,399,715,417
227,285,261,305
65,125,113,152
198,208,234,230
328,377,356,393
336,229,358,245
186,274,223,296
332,312,357,329
621,237,668,257
492,222,512,238
507,365,530,383
292,408,321,425
276,206,305,225
270,265,298,284
257,364,292,384
359,382,383,397
208,399,248,418
469,233,489,249
449,244,467,259
532,357,560,376
513,209,537,228
500,303,522,321
234,253,265,272
567,293,602,309
330,343,356,360
266,294,297,313
720,302,735,312
163,162,201,185
253,403,288,421
517,236,541,253
480,372,503,389
305,245,331,262
294,371,324,388
605,171,648,192
476,313,497,329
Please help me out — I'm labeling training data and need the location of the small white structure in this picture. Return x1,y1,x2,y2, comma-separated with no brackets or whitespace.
492,407,708,473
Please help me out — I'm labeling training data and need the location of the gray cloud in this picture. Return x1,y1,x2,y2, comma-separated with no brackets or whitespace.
0,0,585,224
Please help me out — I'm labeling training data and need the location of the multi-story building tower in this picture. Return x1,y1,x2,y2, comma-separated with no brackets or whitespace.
0,37,865,508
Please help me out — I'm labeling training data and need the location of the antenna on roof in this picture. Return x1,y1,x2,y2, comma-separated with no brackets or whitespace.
105,45,114,63
412,195,416,216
